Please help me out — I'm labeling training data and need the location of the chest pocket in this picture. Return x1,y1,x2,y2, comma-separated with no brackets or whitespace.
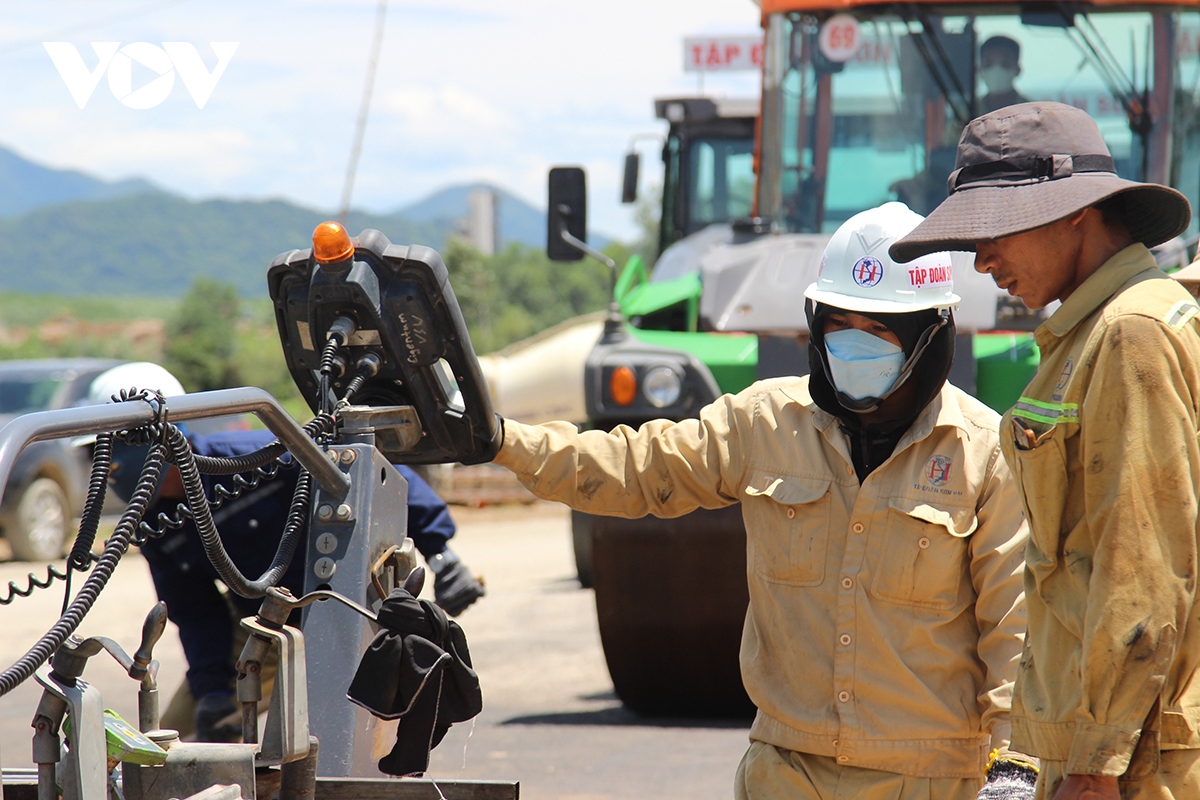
870,497,976,610
743,471,831,586
1006,424,1069,575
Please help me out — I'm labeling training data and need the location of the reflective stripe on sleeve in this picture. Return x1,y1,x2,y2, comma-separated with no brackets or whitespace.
1014,397,1080,425
1165,300,1200,333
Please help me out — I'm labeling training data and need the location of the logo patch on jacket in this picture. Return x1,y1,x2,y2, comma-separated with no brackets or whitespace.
925,455,952,486
1053,359,1073,401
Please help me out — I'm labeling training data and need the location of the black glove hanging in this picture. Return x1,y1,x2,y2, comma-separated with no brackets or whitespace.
347,568,482,776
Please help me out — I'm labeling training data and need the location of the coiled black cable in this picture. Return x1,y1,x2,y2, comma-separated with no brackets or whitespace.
343,374,367,403
70,433,113,572
0,399,332,692
190,413,336,476
0,442,167,696
5,435,111,611
0,563,75,607
135,412,336,542
318,338,340,415
194,443,286,474
136,463,283,542
165,424,312,599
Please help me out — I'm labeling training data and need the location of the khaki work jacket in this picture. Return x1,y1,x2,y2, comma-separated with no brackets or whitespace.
496,378,1028,779
1004,244,1200,777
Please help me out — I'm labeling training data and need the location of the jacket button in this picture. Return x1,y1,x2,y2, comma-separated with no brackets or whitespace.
832,739,839,747
846,465,854,476
841,577,853,589
840,634,851,646
918,537,930,549
852,522,864,534
837,755,849,763
838,690,850,702
786,508,796,519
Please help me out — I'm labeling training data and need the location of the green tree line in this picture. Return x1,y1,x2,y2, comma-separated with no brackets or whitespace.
443,238,624,354
0,239,629,414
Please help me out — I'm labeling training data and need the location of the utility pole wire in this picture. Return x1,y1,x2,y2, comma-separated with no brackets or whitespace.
338,0,388,225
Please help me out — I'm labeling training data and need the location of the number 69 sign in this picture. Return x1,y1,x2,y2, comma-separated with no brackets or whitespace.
819,14,862,63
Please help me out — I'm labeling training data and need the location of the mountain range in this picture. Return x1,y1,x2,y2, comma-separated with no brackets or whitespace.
0,147,601,297
0,147,159,218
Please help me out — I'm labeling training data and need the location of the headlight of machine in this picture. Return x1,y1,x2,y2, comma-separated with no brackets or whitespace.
642,365,682,408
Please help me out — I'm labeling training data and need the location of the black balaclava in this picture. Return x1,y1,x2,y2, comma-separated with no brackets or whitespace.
805,301,957,482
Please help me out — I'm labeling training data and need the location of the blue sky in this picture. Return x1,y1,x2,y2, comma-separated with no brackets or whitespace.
0,1,763,241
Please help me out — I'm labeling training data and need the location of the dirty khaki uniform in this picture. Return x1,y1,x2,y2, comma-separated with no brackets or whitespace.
496,377,1029,798
1002,245,1200,798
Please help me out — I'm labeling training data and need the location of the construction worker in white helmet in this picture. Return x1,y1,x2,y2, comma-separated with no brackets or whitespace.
491,202,1033,799
82,361,484,742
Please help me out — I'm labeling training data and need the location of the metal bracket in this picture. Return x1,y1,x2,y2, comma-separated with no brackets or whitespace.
33,665,107,800
369,539,418,602
338,405,422,455
239,618,310,766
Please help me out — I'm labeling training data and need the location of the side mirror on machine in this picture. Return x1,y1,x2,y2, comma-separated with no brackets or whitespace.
546,166,587,262
545,165,624,339
621,152,639,204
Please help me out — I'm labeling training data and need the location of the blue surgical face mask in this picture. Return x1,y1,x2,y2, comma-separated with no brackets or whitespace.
824,328,906,401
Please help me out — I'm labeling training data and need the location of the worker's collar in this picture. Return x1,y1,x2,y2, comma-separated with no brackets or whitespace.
893,385,973,446
784,379,971,441
1038,243,1159,345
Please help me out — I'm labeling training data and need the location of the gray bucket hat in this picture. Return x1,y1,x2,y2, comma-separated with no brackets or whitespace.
890,101,1191,264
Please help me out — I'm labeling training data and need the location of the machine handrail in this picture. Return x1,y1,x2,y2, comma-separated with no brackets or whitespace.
0,387,350,501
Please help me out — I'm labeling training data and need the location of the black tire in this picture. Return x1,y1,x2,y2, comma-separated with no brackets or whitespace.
8,478,70,562
570,510,595,588
592,505,754,718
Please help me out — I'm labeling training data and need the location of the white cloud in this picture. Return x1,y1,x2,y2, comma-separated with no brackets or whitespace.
382,84,518,143
0,0,764,239
63,127,255,185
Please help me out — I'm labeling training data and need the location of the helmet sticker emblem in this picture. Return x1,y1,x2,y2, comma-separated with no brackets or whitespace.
925,455,952,486
854,231,889,254
852,256,884,288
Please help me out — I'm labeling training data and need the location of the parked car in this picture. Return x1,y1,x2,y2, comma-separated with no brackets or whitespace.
0,358,124,560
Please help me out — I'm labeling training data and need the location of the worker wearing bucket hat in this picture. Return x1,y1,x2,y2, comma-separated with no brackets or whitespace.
490,203,1032,798
891,101,1200,799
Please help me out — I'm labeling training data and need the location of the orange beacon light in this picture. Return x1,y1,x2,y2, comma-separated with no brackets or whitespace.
312,221,355,264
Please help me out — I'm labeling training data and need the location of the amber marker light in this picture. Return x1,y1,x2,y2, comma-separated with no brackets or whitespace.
610,366,637,407
312,221,355,264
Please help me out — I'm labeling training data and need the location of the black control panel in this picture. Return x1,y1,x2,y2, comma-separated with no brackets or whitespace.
267,228,501,465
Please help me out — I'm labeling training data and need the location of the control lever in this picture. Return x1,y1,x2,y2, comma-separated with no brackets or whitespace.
91,603,168,732
32,637,111,800
234,574,427,764
368,541,420,602
30,603,171,800
402,565,425,596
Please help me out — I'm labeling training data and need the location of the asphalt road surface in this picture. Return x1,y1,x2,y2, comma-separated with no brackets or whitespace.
0,502,749,799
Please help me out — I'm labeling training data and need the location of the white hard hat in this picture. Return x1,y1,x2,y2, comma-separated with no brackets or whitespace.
88,362,186,406
804,202,960,314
